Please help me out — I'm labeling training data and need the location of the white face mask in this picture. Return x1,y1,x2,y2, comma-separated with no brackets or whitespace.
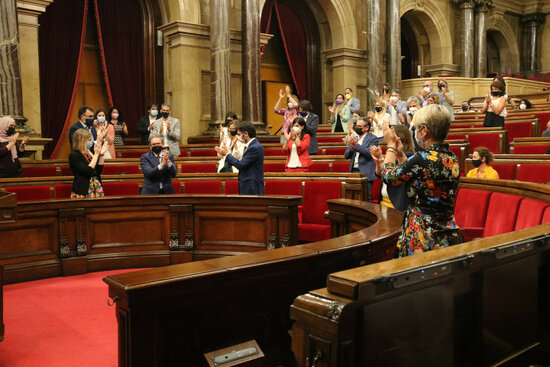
97,116,106,123
239,134,247,144
390,96,399,102
287,103,294,109
409,106,417,114
519,104,527,110
424,86,431,93
292,126,301,134
150,109,158,117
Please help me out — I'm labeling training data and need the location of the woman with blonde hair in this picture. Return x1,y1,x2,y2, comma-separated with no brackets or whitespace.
69,129,109,198
381,104,463,257
368,98,391,142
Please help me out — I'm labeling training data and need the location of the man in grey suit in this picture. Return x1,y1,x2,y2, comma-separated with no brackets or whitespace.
152,103,180,157
345,87,361,115
298,100,319,155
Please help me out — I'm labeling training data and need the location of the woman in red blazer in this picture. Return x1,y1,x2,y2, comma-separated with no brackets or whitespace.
282,117,313,172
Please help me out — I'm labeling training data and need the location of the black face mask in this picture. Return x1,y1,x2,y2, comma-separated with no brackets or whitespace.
438,84,446,89
85,118,95,127
354,127,364,135
152,146,163,155
160,112,169,118
229,130,237,136
491,91,500,97
6,126,16,136
462,105,469,111
375,107,383,112
472,159,482,168
224,118,233,127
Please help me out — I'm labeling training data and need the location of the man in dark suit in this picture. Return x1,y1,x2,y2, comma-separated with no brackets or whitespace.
298,100,319,155
136,103,159,145
68,106,97,148
344,117,378,201
140,133,177,195
215,121,264,195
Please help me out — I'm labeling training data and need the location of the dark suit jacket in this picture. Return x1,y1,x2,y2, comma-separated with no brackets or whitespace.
304,113,319,155
344,132,378,181
140,151,177,194
68,122,97,148
69,150,103,196
137,115,152,145
225,138,264,195
0,142,23,178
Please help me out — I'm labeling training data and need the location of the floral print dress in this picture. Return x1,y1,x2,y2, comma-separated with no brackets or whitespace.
382,143,462,258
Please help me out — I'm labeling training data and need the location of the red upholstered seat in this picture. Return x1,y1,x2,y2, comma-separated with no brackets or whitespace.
482,192,523,238
60,166,72,176
515,198,549,231
454,189,492,241
264,163,286,172
264,149,285,156
54,184,73,199
505,122,532,143
119,151,147,158
534,112,550,135
102,164,139,175
331,162,350,173
181,163,217,173
224,181,239,194
265,180,302,195
323,148,347,155
4,186,51,202
370,178,381,203
298,181,341,242
468,133,500,153
172,181,181,194
22,166,58,177
446,134,467,140
490,163,516,180
308,162,329,172
513,145,549,154
189,150,217,157
102,182,140,196
542,206,550,224
516,164,550,184
184,181,222,194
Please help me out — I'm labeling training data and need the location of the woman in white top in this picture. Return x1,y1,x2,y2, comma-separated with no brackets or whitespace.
436,79,455,120
368,98,391,142
481,80,507,128
218,120,244,173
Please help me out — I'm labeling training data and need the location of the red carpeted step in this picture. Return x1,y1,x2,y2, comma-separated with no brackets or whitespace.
0,269,145,367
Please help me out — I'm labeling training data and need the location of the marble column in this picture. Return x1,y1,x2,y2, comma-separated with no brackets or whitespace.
386,0,401,91
456,0,475,78
522,13,545,78
242,0,267,134
0,0,28,128
207,0,232,134
474,1,490,78
366,0,383,111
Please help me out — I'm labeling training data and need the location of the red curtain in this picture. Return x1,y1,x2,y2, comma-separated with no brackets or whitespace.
273,2,307,99
260,0,274,60
94,0,144,139
39,0,88,158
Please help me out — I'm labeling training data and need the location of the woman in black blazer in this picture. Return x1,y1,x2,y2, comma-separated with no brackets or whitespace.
69,128,108,198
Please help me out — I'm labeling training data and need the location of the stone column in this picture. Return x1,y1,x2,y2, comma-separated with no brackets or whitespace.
242,0,267,134
455,0,475,78
386,0,401,91
366,0,383,111
207,0,232,134
522,13,545,78
0,0,28,129
474,0,491,77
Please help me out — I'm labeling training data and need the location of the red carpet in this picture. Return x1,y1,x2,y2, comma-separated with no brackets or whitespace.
0,269,140,367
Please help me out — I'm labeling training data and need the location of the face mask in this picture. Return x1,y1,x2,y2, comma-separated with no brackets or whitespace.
345,94,351,100
112,113,119,119
462,106,469,111
354,127,364,135
519,104,526,110
287,103,294,109
335,99,343,105
409,107,417,114
424,86,431,93
86,141,94,150
97,116,106,123
299,111,308,118
390,96,398,102
472,159,482,168
383,88,389,93
85,118,95,127
229,130,237,136
150,110,158,117
152,146,163,155
6,126,16,136
292,126,301,134
438,84,446,89
414,127,425,149
375,106,383,112
239,136,247,144
160,111,169,118
224,118,233,126
491,91,500,96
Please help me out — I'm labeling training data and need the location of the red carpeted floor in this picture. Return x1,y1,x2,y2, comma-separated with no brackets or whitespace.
0,269,139,367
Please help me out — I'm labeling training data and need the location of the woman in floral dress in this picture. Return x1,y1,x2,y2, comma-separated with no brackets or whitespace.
381,104,463,257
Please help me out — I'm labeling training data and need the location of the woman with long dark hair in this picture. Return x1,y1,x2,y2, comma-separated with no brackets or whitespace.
282,117,312,172
108,106,128,145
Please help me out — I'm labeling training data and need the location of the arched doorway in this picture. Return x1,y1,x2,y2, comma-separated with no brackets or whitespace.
487,30,502,74
401,16,419,80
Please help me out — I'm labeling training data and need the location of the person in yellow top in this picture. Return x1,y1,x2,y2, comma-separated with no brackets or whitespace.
467,147,499,179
